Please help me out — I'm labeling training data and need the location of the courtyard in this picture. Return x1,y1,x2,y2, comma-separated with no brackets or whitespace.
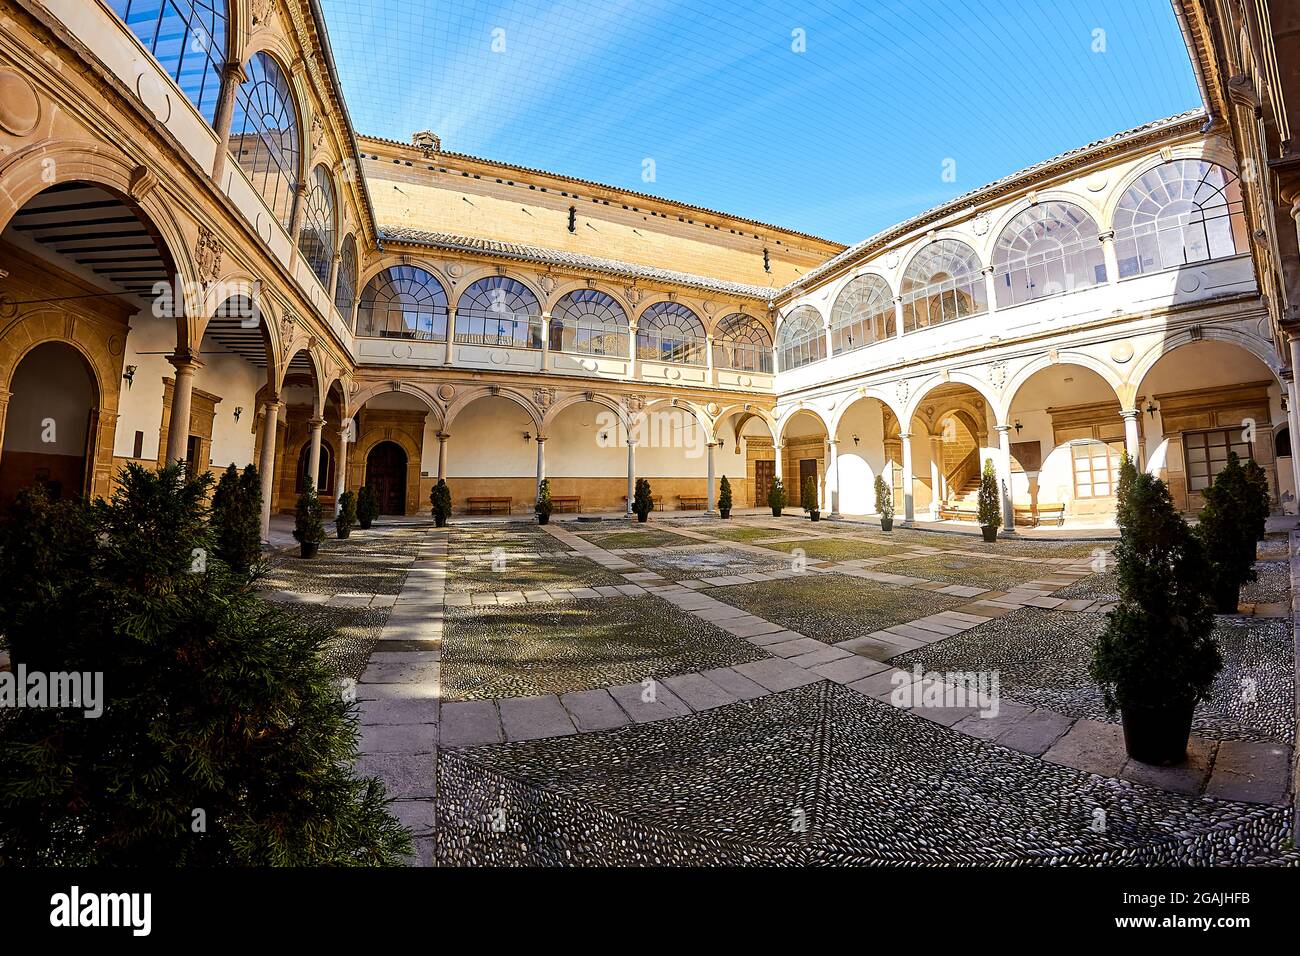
257,513,1299,867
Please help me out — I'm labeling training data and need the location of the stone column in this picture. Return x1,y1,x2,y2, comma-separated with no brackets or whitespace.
306,417,325,493
995,423,1016,535
706,333,716,385
982,265,999,313
827,438,840,516
288,181,309,252
437,432,450,479
209,61,247,184
893,296,905,340
626,439,636,515
165,352,202,466
535,435,547,500
1120,408,1142,470
1288,335,1300,507
539,311,552,371
706,441,717,514
628,322,639,379
929,434,943,517
1099,229,1120,284
327,252,342,306
899,432,915,525
334,421,349,517
442,307,456,366
259,399,282,541
773,441,784,483
823,323,834,362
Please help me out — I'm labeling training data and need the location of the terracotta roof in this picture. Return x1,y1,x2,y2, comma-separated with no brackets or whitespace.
774,109,1208,299
379,226,780,301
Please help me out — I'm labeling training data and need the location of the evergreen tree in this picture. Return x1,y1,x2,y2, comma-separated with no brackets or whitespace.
718,475,732,515
767,476,786,513
535,478,553,517
874,473,893,520
429,479,452,526
1242,457,1271,541
293,477,326,551
1196,452,1259,613
0,465,410,865
801,475,819,513
356,485,379,529
976,458,1001,529
633,478,654,519
211,463,263,575
1089,460,1221,714
336,490,357,538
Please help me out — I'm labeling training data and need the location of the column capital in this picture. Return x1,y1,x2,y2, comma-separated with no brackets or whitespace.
222,62,248,85
994,422,1012,435
1097,229,1116,242
826,437,837,447
897,431,912,440
307,417,326,429
1118,408,1141,422
262,396,283,411
981,265,996,276
167,351,203,374
534,434,548,443
436,431,451,442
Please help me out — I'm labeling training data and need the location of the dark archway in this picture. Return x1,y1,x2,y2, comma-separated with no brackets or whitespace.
0,342,98,506
366,441,408,515
296,439,334,495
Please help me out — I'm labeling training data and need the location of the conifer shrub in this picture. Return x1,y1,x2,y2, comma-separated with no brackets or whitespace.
633,477,654,522
293,477,326,557
429,479,452,527
1196,452,1262,613
767,476,786,516
801,475,819,518
336,489,357,539
0,464,411,865
535,478,553,524
356,485,379,530
976,458,1001,533
718,475,732,517
875,473,893,528
210,463,263,575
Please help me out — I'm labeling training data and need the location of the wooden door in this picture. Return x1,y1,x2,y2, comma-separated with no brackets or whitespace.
366,441,408,515
754,459,775,509
799,458,818,505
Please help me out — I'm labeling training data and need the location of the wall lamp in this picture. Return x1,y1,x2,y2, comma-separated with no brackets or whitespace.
233,406,243,423
1145,401,1159,419
523,431,532,444
1013,419,1022,435
123,365,137,389
852,434,860,447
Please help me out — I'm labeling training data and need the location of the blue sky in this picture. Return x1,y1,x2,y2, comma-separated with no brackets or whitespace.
319,0,1201,244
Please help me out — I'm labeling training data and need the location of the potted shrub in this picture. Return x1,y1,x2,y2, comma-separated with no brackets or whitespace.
1196,452,1259,614
875,473,893,532
211,462,263,576
356,485,379,530
801,475,820,521
632,477,654,523
335,490,356,539
976,458,1001,542
1242,457,1271,541
1089,458,1221,764
429,478,452,528
718,475,732,519
535,478,553,525
767,476,786,517
292,477,326,559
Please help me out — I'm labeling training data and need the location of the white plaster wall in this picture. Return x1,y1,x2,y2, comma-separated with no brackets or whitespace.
446,396,537,478
835,400,886,514
5,343,94,454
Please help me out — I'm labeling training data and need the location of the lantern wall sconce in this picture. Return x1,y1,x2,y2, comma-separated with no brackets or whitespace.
852,434,860,446
123,365,137,388
523,431,532,444
1013,419,1023,434
233,406,243,423
1145,401,1159,419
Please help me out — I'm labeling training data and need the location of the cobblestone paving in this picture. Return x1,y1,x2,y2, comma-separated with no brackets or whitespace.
868,551,1048,591
434,681,1296,866
573,528,698,550
891,608,1295,744
441,595,766,701
276,602,390,681
449,523,571,554
753,536,909,562
257,531,424,596
679,524,813,543
1057,559,1290,606
721,573,965,644
446,553,629,594
631,545,793,583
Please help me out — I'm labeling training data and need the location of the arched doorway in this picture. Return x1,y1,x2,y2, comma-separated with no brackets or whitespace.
366,441,408,515
296,439,334,494
0,342,98,505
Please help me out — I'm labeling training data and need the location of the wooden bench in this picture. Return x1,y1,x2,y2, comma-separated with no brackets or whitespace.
678,495,707,510
465,496,512,515
1014,504,1066,527
623,494,659,509
938,505,978,522
550,495,581,513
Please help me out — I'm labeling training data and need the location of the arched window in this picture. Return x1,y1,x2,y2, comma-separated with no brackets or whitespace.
1276,426,1291,460
334,234,358,320
550,289,628,356
713,314,773,374
357,265,448,340
109,0,227,124
777,306,826,371
298,166,336,287
636,301,707,365
830,274,894,354
296,440,334,495
900,239,986,332
228,52,300,232
1113,159,1247,278
992,201,1106,307
455,277,542,348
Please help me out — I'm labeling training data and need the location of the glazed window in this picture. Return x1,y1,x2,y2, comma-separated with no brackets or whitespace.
357,265,449,340
109,0,228,124
455,277,542,349
713,314,774,374
900,239,986,332
993,201,1106,306
298,166,337,288
637,301,707,365
830,274,894,354
1184,428,1251,493
776,306,826,371
550,290,628,356
1113,160,1248,278
334,234,358,320
228,52,300,231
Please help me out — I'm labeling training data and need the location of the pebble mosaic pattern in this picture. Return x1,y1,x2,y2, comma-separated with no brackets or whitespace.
868,551,1046,591
721,573,965,643
892,608,1295,744
446,553,629,594
441,595,766,701
434,682,1297,866
274,602,390,682
574,528,698,550
257,533,424,596
753,536,908,562
1056,559,1290,606
449,523,572,554
632,546,793,582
